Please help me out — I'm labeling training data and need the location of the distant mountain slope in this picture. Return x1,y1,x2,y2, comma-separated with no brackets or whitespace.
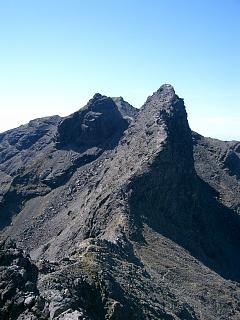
193,131,240,212
0,86,240,320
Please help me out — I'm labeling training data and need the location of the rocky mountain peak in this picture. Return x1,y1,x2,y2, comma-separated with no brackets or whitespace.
138,85,189,146
1,85,240,319
91,92,104,100
142,84,181,116
56,94,129,151
157,83,175,94
84,93,116,113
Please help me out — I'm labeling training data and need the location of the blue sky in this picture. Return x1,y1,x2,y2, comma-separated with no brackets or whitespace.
0,0,239,139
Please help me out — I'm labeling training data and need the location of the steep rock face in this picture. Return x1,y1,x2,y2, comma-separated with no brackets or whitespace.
193,132,240,212
112,96,139,120
1,85,240,319
56,94,129,151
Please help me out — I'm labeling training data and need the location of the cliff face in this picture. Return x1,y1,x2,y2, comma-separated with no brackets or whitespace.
1,85,240,320
55,94,130,151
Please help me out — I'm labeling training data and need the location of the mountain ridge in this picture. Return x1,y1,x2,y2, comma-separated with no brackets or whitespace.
1,85,240,319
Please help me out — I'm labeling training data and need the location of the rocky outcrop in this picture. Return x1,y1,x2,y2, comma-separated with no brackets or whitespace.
1,85,240,319
0,238,40,319
56,94,129,151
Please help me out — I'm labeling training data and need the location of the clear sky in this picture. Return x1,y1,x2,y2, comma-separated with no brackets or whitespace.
0,0,239,140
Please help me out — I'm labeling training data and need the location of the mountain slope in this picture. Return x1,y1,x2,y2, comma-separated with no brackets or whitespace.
1,85,240,319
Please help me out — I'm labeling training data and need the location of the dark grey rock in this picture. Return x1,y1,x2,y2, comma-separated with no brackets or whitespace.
1,85,240,319
112,96,139,121
55,94,129,152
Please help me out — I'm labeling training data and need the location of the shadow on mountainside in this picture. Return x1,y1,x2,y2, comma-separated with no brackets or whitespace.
129,163,240,282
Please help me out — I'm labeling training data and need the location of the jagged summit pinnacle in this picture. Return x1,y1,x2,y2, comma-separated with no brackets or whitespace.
91,92,105,100
155,84,176,99
142,84,180,113
158,83,175,93
56,91,129,150
85,93,113,109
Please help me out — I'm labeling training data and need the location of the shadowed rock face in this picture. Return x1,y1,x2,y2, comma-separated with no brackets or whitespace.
1,85,240,319
56,94,129,151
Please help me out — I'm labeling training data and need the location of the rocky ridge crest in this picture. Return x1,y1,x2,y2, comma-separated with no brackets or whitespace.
1,85,240,319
